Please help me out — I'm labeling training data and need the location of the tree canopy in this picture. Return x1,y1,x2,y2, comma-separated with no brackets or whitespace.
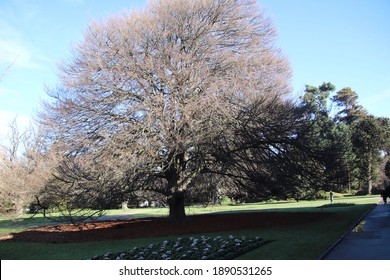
42,0,295,220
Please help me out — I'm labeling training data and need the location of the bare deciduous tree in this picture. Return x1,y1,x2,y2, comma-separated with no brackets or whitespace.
43,0,292,220
0,120,60,217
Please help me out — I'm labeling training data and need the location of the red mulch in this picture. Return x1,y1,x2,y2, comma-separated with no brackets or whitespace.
2,212,332,243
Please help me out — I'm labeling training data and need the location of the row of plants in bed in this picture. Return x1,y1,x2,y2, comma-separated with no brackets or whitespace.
90,235,271,260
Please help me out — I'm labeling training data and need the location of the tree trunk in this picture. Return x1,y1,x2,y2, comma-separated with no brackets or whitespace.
368,150,373,194
168,191,186,221
347,163,351,193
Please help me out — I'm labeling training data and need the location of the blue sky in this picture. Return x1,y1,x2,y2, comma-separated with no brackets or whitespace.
1,0,389,143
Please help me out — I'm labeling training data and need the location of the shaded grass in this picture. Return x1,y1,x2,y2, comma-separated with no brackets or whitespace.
318,203,355,208
0,195,379,260
0,237,168,260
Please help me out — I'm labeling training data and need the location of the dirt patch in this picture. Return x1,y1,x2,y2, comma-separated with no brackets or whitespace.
3,211,332,243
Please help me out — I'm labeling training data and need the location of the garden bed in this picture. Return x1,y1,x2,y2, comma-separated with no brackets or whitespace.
90,235,272,260
2,211,332,244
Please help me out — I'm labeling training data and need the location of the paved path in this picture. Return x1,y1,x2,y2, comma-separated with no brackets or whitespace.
323,200,390,260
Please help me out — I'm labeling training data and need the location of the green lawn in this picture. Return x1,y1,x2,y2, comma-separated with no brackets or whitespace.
0,195,379,260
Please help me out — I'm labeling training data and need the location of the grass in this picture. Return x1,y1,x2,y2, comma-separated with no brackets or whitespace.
0,195,380,260
237,204,374,259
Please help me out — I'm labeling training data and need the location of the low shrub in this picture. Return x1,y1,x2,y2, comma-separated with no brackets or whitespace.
355,190,368,196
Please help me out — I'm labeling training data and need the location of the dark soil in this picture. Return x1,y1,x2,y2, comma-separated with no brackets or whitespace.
2,211,332,243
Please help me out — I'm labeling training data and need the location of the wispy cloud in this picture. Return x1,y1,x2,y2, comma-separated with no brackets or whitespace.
0,85,20,98
63,0,85,5
0,7,49,70
362,87,390,106
360,86,390,118
0,39,43,69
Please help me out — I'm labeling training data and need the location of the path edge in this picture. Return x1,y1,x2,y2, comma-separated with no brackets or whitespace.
317,201,379,260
